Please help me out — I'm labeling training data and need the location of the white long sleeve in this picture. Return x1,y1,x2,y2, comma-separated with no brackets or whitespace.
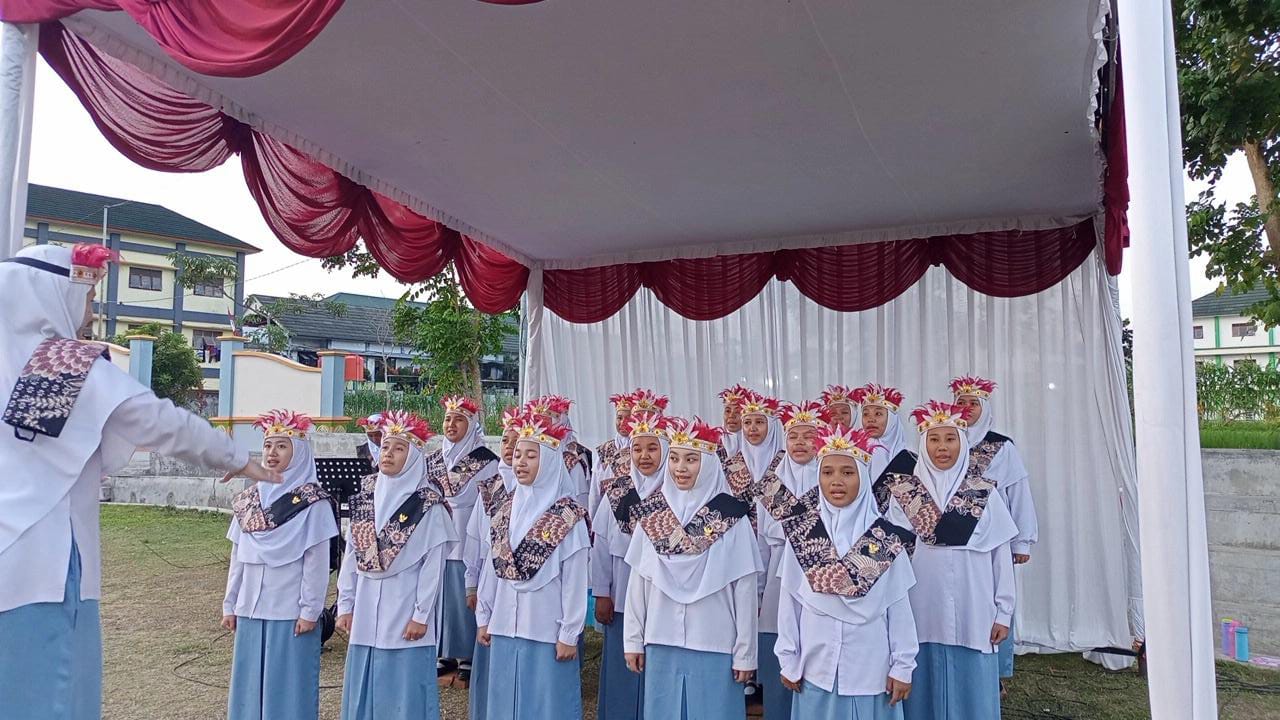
730,577,759,671
886,595,920,684
622,572,650,655
412,544,447,625
992,541,1016,628
464,501,486,592
1001,481,1039,556
299,541,330,622
773,582,803,683
107,392,247,472
336,532,358,615
557,549,589,645
475,548,496,629
222,548,245,617
590,520,615,599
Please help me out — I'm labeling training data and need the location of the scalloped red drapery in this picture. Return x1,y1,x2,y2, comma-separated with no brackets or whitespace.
39,21,1114,322
1,0,346,77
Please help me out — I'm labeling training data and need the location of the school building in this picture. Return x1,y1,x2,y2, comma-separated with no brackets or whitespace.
22,183,260,391
1191,285,1280,368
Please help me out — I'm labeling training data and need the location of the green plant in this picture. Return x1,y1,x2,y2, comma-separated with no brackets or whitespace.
110,322,203,408
345,389,518,435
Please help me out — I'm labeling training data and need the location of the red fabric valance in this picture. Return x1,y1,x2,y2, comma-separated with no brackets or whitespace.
3,0,345,77
39,21,1114,323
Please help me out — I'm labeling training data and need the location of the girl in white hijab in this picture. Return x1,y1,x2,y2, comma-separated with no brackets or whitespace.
590,392,635,515
950,375,1038,685
820,384,857,434
773,424,919,720
591,411,669,720
224,411,339,720
435,396,499,680
336,412,457,720
755,401,825,720
465,407,523,720
623,417,763,720
358,413,384,464
0,244,270,720
476,414,589,719
881,401,1017,720
718,384,749,455
854,383,914,513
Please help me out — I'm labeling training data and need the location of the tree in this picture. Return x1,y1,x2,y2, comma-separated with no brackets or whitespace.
110,322,203,407
323,251,515,398
1176,2,1280,323
167,253,346,354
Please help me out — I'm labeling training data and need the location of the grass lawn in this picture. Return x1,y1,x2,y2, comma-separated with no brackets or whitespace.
100,505,1278,719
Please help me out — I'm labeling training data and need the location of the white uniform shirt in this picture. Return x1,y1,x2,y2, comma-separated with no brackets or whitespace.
989,442,1038,556
476,545,588,646
623,573,759,671
0,393,246,612
757,509,786,635
589,506,634,613
336,505,454,650
905,541,1014,653
441,457,495,563
223,541,330,622
463,497,490,592
773,558,919,696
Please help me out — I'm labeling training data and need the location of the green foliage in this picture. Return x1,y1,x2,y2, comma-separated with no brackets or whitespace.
1195,359,1280,421
345,389,518,435
1200,420,1280,448
1176,1,1280,324
110,322,203,407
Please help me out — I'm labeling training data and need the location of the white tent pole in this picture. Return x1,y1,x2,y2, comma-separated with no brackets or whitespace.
1116,2,1218,719
0,22,35,261
521,267,546,403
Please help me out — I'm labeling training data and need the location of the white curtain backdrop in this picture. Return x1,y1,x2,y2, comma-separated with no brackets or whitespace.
535,248,1140,657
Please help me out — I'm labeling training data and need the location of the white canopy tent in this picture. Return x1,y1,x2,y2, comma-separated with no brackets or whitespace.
0,1,1215,716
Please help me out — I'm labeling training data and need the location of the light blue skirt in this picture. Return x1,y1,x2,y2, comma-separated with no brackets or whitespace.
903,643,1000,720
793,681,903,720
759,632,791,720
597,615,643,720
486,634,583,719
0,540,100,720
469,637,490,720
227,617,321,720
439,559,476,660
644,644,745,720
997,635,1014,679
340,644,440,720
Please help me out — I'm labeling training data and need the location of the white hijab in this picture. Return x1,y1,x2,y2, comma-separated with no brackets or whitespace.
507,440,590,590
963,397,995,445
627,448,762,604
374,440,427,528
780,453,915,625
442,411,485,469
911,427,1017,552
363,439,455,577
228,437,338,567
0,245,146,556
874,411,909,460
742,413,784,480
775,449,819,496
364,413,383,463
594,436,668,558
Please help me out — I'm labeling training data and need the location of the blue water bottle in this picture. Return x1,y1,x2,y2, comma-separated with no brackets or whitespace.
1235,626,1250,662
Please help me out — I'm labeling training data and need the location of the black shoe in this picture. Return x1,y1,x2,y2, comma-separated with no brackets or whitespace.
437,658,458,677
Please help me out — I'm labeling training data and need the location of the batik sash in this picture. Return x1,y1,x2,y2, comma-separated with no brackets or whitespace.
3,338,110,440
488,495,588,581
432,446,499,497
882,440,1000,546
231,482,331,534
871,449,918,514
349,474,451,572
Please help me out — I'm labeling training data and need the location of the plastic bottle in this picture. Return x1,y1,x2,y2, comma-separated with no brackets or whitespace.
1222,618,1234,656
1235,626,1250,662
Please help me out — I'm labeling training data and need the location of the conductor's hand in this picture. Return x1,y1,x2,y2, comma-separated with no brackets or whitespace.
221,460,283,485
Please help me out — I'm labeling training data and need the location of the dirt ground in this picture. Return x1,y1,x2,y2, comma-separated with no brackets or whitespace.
99,505,1279,720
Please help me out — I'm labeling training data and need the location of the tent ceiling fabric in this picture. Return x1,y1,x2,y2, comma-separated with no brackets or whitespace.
61,0,1109,269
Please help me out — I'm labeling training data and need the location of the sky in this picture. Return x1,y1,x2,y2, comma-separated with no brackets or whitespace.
25,58,1257,317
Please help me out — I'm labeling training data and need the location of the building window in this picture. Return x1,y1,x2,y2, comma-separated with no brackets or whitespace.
128,267,162,291
1231,322,1257,338
192,281,224,297
1193,325,1204,340
191,329,222,362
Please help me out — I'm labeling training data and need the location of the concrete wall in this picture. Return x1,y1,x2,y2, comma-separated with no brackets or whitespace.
1204,449,1280,656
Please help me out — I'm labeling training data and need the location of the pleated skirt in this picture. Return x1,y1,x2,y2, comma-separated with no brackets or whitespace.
0,541,100,720
759,632,791,720
439,559,476,660
486,634,583,720
227,617,321,720
643,644,745,720
902,643,1000,720
469,636,490,720
597,615,643,720
340,644,440,720
793,681,904,720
